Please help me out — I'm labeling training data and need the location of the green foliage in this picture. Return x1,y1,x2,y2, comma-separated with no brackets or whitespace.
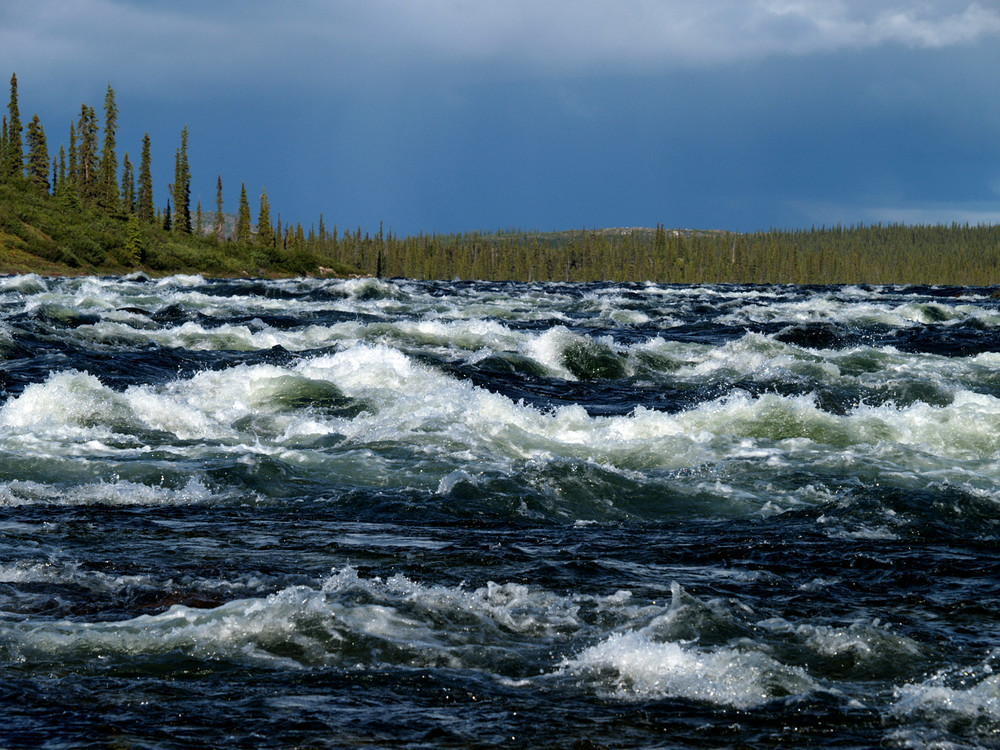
25,113,48,192
76,104,99,206
96,84,119,214
214,175,226,241
120,152,135,214
256,188,273,249
4,73,23,183
67,122,78,194
137,133,154,222
172,126,191,233
123,214,144,266
235,182,251,246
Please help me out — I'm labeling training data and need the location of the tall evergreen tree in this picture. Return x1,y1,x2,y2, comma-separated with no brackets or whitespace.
4,73,23,182
172,125,191,233
256,188,273,248
195,199,203,235
124,214,144,266
163,199,172,231
137,133,154,222
97,83,119,213
214,174,226,241
235,182,252,246
120,152,135,214
24,113,49,192
76,104,99,205
67,121,78,188
1,116,7,182
56,144,68,197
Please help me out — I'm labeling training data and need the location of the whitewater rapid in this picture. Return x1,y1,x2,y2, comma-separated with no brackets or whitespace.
2,274,1000,748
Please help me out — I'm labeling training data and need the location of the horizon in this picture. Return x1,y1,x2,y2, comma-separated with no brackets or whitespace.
2,1,999,237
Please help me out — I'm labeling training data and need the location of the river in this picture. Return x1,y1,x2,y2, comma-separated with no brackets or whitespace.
2,274,1000,748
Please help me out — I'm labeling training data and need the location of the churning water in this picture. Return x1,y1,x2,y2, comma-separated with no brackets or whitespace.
2,274,1000,748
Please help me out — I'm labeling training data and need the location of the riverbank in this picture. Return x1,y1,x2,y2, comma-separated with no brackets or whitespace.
5,184,1000,284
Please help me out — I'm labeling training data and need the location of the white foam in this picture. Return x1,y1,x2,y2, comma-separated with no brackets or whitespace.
0,559,149,592
155,274,207,288
560,629,814,708
893,668,1000,727
7,329,1000,513
0,273,48,295
0,566,601,670
0,477,214,507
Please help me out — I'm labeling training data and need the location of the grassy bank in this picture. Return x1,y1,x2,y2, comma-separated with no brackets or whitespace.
3,182,1000,284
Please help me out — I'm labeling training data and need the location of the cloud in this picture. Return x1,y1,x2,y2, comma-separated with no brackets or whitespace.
336,0,1000,69
2,0,998,93
788,198,1000,228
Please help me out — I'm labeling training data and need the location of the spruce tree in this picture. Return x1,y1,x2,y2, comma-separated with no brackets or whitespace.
124,214,144,266
195,199,203,235
163,199,172,230
172,125,191,233
67,121,78,187
76,104,99,205
120,152,135,214
56,145,67,197
257,188,273,248
1,116,7,182
97,84,119,213
5,73,23,182
137,133,154,222
24,113,49,192
214,174,226,241
235,182,252,246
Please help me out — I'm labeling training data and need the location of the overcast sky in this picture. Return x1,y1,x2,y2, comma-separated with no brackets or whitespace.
2,0,999,235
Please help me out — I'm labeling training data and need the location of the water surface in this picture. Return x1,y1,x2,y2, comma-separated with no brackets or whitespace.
2,275,1000,748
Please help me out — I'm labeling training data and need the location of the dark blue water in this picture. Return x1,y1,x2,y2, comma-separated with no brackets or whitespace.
2,274,1000,748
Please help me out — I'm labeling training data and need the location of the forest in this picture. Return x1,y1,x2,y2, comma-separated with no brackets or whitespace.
3,72,1000,286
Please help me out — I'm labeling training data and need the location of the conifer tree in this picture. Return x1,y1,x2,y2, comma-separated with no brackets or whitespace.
67,122,78,187
1,116,7,182
195,199,203,235
76,104,99,205
163,199,172,231
257,188,273,248
137,133,154,222
57,145,67,196
235,182,252,246
124,214,144,266
172,125,191,233
25,113,49,192
4,73,23,182
51,154,59,194
97,84,119,213
120,152,135,214
214,175,226,241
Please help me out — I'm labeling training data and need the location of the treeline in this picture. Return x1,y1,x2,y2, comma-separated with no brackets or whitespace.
294,223,1000,286
2,71,1000,285
0,72,351,276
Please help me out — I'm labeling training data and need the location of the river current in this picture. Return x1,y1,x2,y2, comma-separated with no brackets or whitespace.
1,274,1000,748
